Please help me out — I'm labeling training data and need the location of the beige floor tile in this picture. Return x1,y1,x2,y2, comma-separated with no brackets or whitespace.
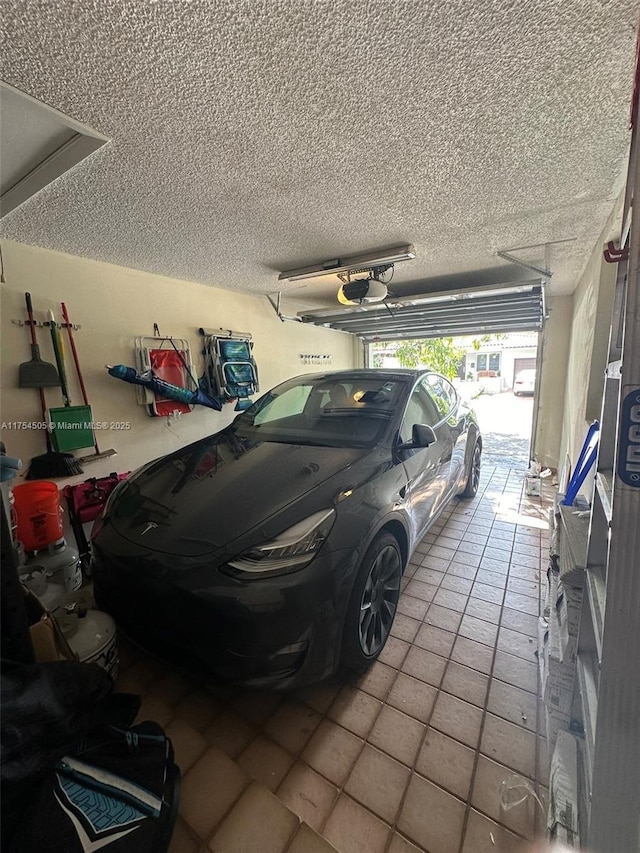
437,534,463,549
135,693,176,728
413,623,456,658
430,544,457,560
481,713,537,779
209,782,298,853
277,762,338,831
388,833,424,853
419,554,450,572
471,755,536,839
424,603,463,632
327,686,383,738
302,719,364,786
493,651,538,694
180,748,248,839
456,540,485,556
398,775,465,853
237,735,295,792
378,635,410,668
471,581,505,605
149,670,194,707
352,660,398,700
475,568,509,589
174,691,222,732
465,597,502,624
500,607,539,637
503,591,539,616
203,711,257,758
165,719,208,774
397,594,430,621
168,818,201,853
451,636,494,674
115,660,161,696
430,691,483,749
507,577,539,598
441,660,489,708
497,627,538,663
479,557,510,574
387,672,438,722
462,808,528,853
440,574,474,594
368,704,426,767
288,823,341,853
390,613,422,642
345,744,411,824
433,587,470,612
487,679,537,733
263,700,322,754
405,579,438,602
229,691,283,726
447,561,478,580
459,614,499,647
413,566,446,586
416,727,475,800
510,552,541,569
296,683,342,715
323,794,390,853
402,645,448,687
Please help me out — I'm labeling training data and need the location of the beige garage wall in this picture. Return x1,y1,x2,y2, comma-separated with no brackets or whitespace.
0,240,360,485
556,193,623,493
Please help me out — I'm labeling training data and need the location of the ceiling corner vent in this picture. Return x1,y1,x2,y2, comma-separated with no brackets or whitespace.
0,82,109,218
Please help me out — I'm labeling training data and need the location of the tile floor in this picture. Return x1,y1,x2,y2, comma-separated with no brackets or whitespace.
115,465,552,853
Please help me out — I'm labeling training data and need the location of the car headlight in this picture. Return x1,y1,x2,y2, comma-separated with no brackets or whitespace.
227,509,336,576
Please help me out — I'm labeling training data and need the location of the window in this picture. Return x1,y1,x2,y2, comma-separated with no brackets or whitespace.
253,385,312,424
476,354,487,371
489,353,500,372
399,383,440,442
423,375,456,420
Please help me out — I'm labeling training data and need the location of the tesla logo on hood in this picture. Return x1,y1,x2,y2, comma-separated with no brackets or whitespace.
141,522,159,536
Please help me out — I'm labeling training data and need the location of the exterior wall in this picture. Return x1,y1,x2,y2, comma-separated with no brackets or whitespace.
0,240,359,485
464,345,538,390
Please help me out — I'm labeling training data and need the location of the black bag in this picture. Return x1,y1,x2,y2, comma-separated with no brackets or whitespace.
7,722,180,853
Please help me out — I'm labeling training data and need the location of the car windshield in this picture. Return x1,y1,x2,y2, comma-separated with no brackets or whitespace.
232,375,407,448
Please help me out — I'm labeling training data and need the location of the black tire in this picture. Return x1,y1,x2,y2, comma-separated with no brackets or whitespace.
461,441,481,498
341,532,402,674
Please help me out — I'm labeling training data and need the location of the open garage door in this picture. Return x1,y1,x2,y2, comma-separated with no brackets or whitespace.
298,281,545,342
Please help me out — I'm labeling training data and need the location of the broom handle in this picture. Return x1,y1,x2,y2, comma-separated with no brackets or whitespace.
25,292,53,452
60,303,89,405
61,302,100,455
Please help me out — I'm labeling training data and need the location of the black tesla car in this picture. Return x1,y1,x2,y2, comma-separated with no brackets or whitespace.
92,369,481,688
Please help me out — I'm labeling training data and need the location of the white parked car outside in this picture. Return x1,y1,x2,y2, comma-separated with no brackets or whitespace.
513,368,536,396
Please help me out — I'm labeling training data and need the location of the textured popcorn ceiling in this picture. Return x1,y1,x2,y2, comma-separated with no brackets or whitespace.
1,0,637,308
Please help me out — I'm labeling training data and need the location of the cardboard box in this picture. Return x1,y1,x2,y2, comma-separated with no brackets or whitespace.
548,730,581,846
555,579,584,665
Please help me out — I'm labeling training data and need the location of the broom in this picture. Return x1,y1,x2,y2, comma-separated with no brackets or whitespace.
25,300,83,479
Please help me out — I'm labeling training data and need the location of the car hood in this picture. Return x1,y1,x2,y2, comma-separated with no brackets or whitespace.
108,430,372,556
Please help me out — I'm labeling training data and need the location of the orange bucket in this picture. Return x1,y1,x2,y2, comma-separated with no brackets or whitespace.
13,481,63,552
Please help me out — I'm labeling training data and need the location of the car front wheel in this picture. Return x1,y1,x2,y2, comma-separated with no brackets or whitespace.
341,532,402,674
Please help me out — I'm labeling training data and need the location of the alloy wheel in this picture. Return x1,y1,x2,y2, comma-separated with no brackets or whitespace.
358,544,401,656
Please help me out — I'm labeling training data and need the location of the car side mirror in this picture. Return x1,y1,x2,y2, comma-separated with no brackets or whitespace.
397,423,437,451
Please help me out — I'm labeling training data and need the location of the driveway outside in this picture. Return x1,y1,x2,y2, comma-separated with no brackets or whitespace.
468,390,534,471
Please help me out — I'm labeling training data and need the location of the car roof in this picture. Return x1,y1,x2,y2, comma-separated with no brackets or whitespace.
293,368,433,384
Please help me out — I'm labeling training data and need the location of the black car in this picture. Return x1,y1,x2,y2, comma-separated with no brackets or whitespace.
92,369,481,688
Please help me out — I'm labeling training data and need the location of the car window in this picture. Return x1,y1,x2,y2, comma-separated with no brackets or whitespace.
399,383,440,441
423,374,456,420
236,374,407,448
253,385,313,424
